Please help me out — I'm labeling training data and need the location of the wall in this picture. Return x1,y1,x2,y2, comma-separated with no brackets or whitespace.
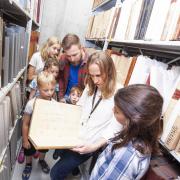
39,0,93,47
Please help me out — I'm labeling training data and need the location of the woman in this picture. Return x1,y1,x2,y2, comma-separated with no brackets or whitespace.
50,51,122,180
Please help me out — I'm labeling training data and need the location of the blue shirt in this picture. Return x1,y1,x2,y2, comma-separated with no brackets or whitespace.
65,63,81,96
90,142,150,180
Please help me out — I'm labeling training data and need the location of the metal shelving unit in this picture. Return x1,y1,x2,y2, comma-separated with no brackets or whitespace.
108,40,180,63
87,0,180,164
160,140,180,164
0,0,43,178
92,0,116,12
32,19,40,30
0,67,26,102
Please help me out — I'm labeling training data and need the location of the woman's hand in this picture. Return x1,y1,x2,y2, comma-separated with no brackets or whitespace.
71,143,97,154
71,138,107,154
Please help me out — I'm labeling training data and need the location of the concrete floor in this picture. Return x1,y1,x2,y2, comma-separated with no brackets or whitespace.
12,150,81,180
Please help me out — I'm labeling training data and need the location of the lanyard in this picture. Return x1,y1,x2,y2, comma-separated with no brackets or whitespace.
88,87,102,119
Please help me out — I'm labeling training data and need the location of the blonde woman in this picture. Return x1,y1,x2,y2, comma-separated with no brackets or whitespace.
50,51,122,180
28,36,61,81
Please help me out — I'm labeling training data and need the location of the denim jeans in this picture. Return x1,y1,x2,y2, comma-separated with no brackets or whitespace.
50,149,92,180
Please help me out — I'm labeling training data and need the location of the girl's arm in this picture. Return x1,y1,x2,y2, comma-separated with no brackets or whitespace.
72,137,107,154
22,114,31,149
28,65,36,81
29,89,36,100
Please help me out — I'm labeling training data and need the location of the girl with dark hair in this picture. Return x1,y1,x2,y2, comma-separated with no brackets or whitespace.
90,84,163,180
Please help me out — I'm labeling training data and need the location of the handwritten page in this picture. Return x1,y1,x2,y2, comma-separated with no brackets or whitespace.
29,99,83,149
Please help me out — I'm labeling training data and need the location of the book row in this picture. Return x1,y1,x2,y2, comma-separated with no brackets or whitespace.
0,16,29,88
86,0,180,41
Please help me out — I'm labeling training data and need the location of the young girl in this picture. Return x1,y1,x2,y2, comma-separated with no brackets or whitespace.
28,36,61,81
22,72,56,180
29,58,59,100
90,84,163,180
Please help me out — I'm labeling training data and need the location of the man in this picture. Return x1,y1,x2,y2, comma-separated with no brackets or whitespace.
59,33,90,101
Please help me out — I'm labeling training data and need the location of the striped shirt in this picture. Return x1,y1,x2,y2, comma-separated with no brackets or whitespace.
90,142,150,180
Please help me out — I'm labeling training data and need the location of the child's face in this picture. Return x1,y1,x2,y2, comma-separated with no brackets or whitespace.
48,44,61,57
69,91,80,105
47,65,59,78
113,105,127,126
39,83,55,100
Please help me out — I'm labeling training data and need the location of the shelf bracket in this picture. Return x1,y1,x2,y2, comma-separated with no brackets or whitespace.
167,56,180,65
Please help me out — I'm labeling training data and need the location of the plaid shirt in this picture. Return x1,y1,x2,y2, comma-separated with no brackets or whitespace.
90,142,150,180
58,48,88,99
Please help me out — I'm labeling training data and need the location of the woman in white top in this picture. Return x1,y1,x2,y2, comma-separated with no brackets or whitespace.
28,36,61,81
50,51,122,180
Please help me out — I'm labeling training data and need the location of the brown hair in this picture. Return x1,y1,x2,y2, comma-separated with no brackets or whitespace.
40,36,60,60
70,86,83,97
62,33,80,50
85,51,116,99
43,58,59,70
112,84,163,155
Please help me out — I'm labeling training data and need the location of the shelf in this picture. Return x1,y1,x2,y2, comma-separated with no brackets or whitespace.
160,140,180,164
11,0,31,18
110,39,180,49
108,40,180,61
86,38,106,41
0,117,21,166
92,0,116,12
0,0,31,27
32,19,40,30
0,67,26,102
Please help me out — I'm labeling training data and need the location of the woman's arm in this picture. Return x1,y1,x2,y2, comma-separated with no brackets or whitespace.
72,137,107,154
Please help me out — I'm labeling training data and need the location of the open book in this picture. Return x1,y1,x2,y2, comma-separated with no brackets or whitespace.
29,99,83,149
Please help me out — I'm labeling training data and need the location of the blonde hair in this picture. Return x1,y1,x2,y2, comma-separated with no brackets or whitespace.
70,86,83,97
40,36,60,61
37,71,56,87
85,51,116,99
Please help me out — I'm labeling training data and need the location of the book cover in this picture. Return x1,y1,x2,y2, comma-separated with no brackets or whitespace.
29,99,83,149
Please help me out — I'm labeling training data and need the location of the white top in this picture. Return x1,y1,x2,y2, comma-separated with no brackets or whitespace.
77,87,122,144
24,97,56,115
29,52,45,75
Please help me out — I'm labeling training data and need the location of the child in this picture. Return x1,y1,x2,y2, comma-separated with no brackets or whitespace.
28,36,61,81
66,86,83,105
29,58,59,100
22,72,56,180
90,84,163,180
